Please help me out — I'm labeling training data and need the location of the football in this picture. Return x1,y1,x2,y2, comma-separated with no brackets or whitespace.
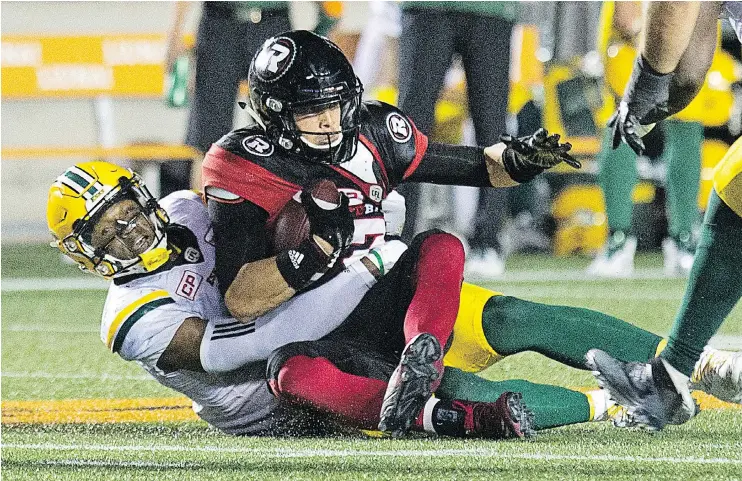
270,180,341,254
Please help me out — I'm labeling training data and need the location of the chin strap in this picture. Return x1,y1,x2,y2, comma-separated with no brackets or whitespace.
139,247,172,272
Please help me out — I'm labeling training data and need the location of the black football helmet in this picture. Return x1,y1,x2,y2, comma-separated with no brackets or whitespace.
247,30,364,165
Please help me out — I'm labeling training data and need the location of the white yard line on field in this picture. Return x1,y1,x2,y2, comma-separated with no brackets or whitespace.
13,459,196,469
471,268,671,282
3,325,99,333
3,443,742,465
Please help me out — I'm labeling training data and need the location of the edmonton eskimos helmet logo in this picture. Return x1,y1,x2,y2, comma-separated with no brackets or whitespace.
254,37,296,82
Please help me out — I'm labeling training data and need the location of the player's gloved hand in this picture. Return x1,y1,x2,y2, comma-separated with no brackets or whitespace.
300,189,355,255
382,190,406,239
277,191,355,291
609,55,673,155
500,128,580,183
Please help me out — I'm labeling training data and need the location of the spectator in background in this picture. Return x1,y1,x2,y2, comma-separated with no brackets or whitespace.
352,1,401,96
587,1,702,278
396,2,518,277
164,2,341,190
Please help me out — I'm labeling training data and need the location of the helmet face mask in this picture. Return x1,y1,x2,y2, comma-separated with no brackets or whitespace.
47,162,171,279
79,197,157,262
247,30,364,165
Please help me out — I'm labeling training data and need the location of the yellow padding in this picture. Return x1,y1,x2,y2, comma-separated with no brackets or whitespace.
714,137,742,217
443,283,504,372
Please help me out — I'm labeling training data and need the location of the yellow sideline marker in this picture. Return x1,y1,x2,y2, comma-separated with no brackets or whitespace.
1,392,739,425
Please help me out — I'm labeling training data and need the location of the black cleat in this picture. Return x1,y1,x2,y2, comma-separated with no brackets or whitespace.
456,392,536,439
585,349,697,431
378,333,442,437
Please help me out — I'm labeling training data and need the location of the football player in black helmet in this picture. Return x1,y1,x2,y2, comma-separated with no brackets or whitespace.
202,30,580,438
205,30,581,317
245,30,363,166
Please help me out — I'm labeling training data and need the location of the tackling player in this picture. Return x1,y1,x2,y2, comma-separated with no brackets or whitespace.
46,162,534,439
46,161,402,435
587,1,742,430
46,162,740,439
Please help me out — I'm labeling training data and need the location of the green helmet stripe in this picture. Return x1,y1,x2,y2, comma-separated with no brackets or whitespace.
64,171,90,193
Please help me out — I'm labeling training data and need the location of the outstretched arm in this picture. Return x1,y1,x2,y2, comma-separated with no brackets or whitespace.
642,1,702,74
404,129,579,188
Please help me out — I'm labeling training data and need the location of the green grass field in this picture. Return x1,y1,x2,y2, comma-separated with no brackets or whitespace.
2,245,741,480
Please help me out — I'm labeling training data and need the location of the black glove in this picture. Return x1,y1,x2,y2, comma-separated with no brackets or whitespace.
300,189,355,254
276,190,354,290
609,55,673,154
500,128,581,183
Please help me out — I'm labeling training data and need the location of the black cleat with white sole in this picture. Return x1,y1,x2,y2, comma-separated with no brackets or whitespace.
378,333,442,438
585,349,698,431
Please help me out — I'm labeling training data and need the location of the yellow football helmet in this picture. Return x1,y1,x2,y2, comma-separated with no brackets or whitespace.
47,161,171,279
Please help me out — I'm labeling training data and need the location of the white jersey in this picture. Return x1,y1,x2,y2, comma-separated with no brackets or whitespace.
99,190,387,435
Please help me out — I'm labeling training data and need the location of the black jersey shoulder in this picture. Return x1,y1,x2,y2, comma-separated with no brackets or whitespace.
358,101,426,186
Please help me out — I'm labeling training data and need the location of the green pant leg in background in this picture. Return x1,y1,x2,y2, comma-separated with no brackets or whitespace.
481,296,663,369
597,127,638,233
662,190,742,375
664,120,703,240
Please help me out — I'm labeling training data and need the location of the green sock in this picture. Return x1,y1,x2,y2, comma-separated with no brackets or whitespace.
481,296,663,369
665,120,703,238
662,190,742,375
598,127,637,232
437,367,591,430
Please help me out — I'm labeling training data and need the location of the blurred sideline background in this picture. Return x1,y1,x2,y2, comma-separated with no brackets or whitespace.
2,1,741,260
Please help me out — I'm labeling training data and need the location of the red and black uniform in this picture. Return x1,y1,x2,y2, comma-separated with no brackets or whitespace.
202,100,489,296
203,101,486,429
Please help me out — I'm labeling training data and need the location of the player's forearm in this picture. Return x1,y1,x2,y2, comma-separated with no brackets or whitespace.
612,1,643,45
666,1,721,115
201,259,380,373
225,257,297,323
165,1,192,68
642,1,701,74
404,142,510,187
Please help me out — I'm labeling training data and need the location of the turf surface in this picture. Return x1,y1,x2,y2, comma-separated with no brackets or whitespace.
2,245,742,480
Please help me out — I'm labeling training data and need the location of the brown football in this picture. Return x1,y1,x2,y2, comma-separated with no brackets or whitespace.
269,180,341,254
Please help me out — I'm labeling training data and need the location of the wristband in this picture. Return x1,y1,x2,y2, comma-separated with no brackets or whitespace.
275,238,332,290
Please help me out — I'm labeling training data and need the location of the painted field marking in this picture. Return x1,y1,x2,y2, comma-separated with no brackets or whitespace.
8,459,197,469
1,398,197,424
2,392,739,426
2,278,108,292
2,325,98,333
3,443,742,465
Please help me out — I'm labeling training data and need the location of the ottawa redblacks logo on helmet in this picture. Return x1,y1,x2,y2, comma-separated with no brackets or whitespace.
254,37,296,82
